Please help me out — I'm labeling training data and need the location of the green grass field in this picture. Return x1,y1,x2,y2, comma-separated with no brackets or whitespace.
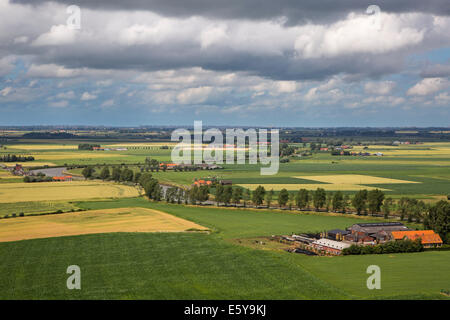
0,198,447,299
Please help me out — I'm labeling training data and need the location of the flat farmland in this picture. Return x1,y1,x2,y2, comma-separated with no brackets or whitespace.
0,199,446,299
0,207,208,242
238,183,390,191
0,181,141,203
0,201,79,216
0,162,56,167
293,174,419,185
6,144,78,150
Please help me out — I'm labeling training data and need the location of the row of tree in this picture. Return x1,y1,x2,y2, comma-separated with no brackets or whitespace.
0,154,34,162
78,144,101,150
342,239,424,255
23,173,52,183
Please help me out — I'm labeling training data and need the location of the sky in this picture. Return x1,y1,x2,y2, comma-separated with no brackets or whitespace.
0,0,449,127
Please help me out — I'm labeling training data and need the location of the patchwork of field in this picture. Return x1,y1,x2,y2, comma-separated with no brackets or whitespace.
238,183,389,191
0,207,208,242
0,201,79,216
238,174,419,191
0,162,56,167
0,170,22,179
294,174,419,184
6,144,78,150
0,199,446,299
33,153,126,160
0,181,141,203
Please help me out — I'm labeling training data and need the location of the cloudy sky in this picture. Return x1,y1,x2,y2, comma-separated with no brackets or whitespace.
0,0,449,126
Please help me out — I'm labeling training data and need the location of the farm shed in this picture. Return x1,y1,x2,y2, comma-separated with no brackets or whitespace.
347,222,409,235
327,229,349,241
311,239,351,255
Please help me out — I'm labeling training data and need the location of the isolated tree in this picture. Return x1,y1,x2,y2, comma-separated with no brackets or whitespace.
343,194,350,213
278,188,289,207
112,167,121,182
133,172,141,184
120,168,134,182
99,166,110,181
244,188,251,207
424,200,450,244
265,189,274,207
215,184,224,204
352,189,368,215
198,185,210,202
296,189,309,209
382,197,393,219
223,186,233,205
232,187,243,205
332,191,344,212
313,188,326,211
82,166,94,179
252,185,266,206
398,197,409,221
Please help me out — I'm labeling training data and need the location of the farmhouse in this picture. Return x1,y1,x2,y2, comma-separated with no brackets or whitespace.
311,239,351,255
12,164,25,175
193,179,213,186
52,176,73,182
391,230,443,248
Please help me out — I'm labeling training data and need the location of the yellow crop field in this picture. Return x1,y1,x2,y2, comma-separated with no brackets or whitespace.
6,144,78,150
0,181,141,203
384,149,450,156
294,174,419,184
0,207,209,242
238,184,389,191
105,143,179,147
0,162,56,167
0,170,21,179
33,153,126,160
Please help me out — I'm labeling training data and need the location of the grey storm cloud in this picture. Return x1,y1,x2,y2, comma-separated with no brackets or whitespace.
2,0,449,83
11,0,450,25
420,63,450,78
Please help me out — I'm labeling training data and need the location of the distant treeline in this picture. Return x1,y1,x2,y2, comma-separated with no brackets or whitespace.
78,144,101,150
21,132,78,139
23,175,53,183
0,154,34,162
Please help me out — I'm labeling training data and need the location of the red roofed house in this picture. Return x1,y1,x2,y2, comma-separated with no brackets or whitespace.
193,179,213,186
52,176,73,182
391,230,443,248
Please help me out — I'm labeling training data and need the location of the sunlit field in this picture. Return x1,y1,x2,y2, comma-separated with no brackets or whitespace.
0,207,208,242
0,181,142,203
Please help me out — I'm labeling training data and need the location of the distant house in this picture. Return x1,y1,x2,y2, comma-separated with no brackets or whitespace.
193,179,213,186
52,176,73,182
12,164,25,175
219,180,232,185
92,146,104,151
391,230,443,248
159,163,178,170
